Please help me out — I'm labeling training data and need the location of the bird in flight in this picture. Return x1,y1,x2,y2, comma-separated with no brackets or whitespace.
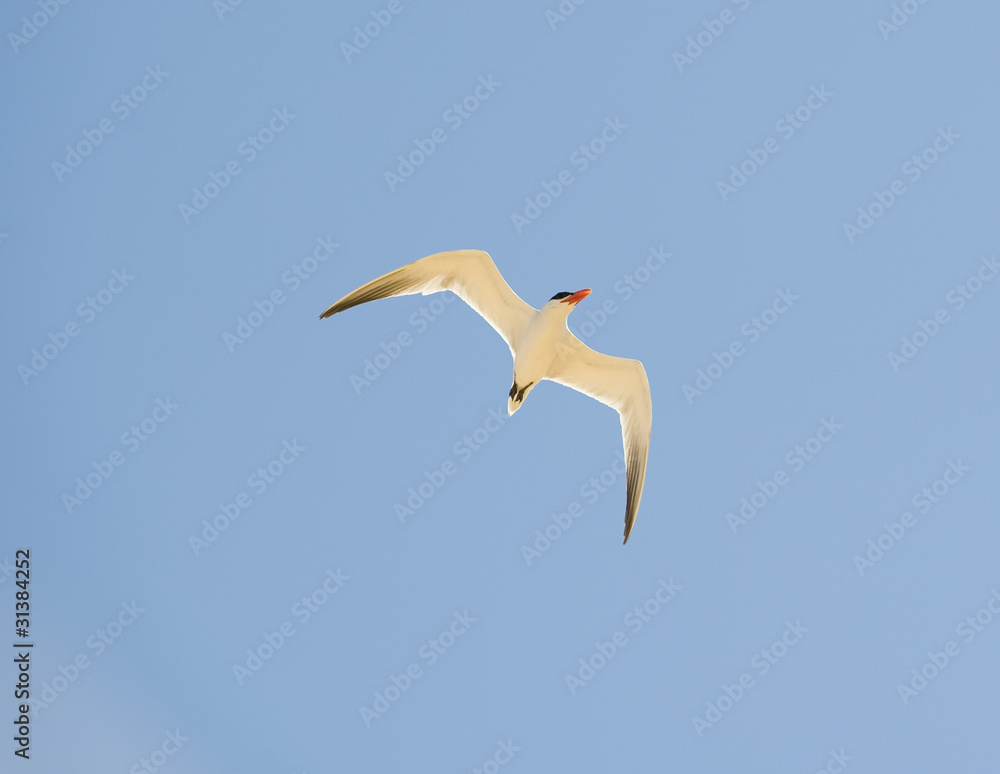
320,250,652,543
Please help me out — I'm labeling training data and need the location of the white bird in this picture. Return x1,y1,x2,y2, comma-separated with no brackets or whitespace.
320,250,652,544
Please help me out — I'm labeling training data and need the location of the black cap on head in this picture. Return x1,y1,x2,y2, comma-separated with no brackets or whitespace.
549,292,572,301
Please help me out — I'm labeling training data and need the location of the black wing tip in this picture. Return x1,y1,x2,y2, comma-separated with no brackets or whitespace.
319,294,375,319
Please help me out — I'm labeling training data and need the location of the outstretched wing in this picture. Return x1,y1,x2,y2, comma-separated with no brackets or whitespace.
546,335,652,543
320,250,536,354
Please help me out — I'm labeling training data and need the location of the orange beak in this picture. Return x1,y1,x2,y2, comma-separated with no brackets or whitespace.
561,288,591,305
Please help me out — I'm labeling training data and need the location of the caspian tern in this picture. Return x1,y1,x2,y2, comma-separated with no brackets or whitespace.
320,250,652,544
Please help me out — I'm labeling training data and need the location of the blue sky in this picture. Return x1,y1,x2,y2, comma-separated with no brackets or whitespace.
3,0,1000,771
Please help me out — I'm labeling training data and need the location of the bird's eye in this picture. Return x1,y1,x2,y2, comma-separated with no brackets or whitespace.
550,292,572,301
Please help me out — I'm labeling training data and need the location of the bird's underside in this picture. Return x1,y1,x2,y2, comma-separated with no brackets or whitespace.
321,249,652,543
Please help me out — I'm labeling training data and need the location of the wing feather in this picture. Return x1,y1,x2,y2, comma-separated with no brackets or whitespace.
546,335,652,543
320,250,535,353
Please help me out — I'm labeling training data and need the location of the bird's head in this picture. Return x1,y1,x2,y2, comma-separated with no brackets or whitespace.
546,289,591,314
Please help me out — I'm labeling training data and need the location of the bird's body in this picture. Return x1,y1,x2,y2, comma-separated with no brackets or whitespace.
508,299,570,414
321,250,652,543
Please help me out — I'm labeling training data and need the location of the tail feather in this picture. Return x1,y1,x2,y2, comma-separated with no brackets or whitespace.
507,379,533,415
